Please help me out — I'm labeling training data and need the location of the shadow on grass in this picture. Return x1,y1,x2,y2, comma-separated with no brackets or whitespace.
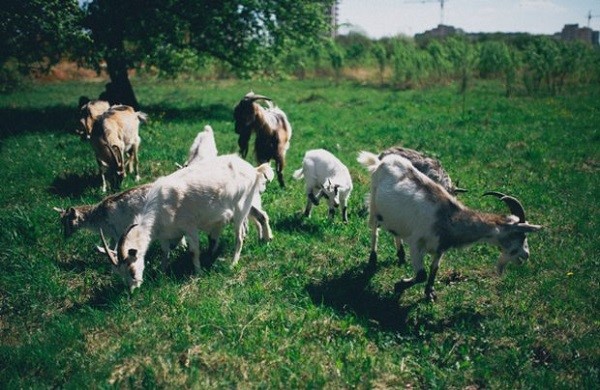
0,102,232,142
144,103,233,124
48,171,100,198
307,261,488,336
0,106,78,140
273,213,324,235
306,261,414,333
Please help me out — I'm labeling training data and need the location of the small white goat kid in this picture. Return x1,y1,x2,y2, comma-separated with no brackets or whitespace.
293,149,353,222
100,154,274,291
358,151,542,301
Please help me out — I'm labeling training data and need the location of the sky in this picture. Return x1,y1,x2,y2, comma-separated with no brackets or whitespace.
337,0,600,38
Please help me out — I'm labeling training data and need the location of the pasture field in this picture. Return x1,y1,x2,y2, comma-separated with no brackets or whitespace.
0,79,598,388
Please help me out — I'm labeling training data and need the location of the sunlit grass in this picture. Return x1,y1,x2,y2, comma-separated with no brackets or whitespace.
0,78,598,387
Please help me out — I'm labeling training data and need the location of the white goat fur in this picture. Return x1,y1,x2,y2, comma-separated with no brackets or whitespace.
91,105,147,192
293,149,353,222
357,151,542,300
184,125,218,166
102,154,274,290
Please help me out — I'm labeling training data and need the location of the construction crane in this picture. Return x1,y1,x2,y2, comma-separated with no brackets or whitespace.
587,10,600,28
406,0,448,26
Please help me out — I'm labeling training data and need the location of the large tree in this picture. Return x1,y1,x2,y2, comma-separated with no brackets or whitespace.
0,0,86,79
82,0,334,108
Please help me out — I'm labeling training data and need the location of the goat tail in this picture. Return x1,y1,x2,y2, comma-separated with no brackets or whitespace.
256,163,275,182
292,168,304,181
357,151,381,173
137,111,149,123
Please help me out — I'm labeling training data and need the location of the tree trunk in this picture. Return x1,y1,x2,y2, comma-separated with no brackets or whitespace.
102,54,139,110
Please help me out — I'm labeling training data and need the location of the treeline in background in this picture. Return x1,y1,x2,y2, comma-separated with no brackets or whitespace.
3,32,599,98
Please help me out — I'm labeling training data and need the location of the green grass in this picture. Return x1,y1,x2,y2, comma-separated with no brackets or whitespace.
0,78,598,388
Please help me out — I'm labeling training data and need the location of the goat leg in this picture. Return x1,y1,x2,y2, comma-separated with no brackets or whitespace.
394,269,427,294
424,253,443,301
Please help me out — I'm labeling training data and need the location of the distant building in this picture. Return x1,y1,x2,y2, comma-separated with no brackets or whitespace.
414,24,465,42
329,1,339,38
557,24,599,46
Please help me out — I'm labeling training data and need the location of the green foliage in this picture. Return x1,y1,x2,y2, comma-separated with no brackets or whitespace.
0,0,87,73
327,41,345,82
371,42,388,84
0,79,598,387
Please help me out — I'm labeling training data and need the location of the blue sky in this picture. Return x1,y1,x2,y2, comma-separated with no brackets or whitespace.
337,0,600,38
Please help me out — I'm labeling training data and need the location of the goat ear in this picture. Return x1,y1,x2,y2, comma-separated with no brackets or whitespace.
257,163,275,182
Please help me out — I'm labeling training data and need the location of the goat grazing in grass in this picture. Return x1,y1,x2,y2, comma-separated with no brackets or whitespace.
378,145,467,263
90,105,147,192
293,149,353,222
233,92,292,188
358,151,542,301
77,97,110,140
54,184,151,246
99,154,274,291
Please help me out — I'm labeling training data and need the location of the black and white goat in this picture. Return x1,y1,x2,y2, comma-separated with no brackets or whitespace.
233,92,292,188
293,149,353,222
90,105,147,192
358,151,542,301
99,154,274,291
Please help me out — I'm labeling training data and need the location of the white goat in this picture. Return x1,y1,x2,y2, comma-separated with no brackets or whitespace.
182,125,218,167
77,97,110,140
293,149,353,222
99,154,274,291
378,145,467,263
358,151,542,301
90,105,147,192
54,184,151,245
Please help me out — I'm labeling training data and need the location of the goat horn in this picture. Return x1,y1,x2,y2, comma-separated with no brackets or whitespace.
117,224,138,262
245,94,272,102
100,228,118,266
483,191,526,222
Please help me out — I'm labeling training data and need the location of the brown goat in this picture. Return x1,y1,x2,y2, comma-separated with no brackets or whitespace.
77,97,110,140
90,105,147,192
233,92,292,188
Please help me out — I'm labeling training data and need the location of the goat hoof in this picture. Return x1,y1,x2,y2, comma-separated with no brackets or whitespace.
397,248,406,265
425,287,437,301
368,251,377,267
394,280,411,294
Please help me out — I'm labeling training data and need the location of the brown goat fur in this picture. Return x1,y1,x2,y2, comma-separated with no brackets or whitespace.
234,92,292,188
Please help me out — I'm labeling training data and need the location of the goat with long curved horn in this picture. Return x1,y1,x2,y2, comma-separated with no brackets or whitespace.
483,191,526,222
100,228,118,266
